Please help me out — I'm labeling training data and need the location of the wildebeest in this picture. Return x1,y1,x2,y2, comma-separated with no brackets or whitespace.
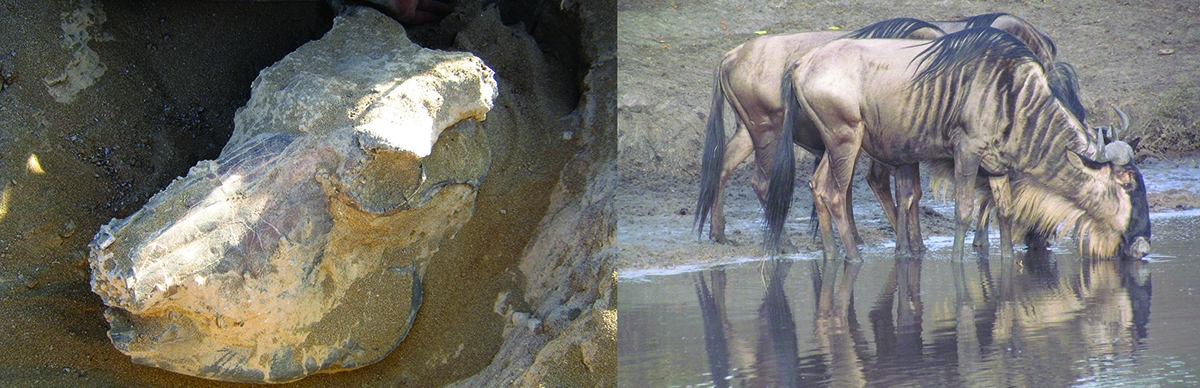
773,27,1151,261
694,17,940,252
694,14,1069,253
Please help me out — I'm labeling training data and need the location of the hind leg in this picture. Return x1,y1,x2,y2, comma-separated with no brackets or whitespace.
811,158,840,261
752,134,799,253
814,149,863,261
811,129,865,261
710,125,754,245
844,175,865,245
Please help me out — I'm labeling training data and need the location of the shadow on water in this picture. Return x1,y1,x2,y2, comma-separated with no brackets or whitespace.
622,242,1167,387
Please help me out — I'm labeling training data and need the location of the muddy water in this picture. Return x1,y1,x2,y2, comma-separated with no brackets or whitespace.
618,213,1200,387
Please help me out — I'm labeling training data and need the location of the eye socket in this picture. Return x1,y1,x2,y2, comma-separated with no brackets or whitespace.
1122,183,1134,190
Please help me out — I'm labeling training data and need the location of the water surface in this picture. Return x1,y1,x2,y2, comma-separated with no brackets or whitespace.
619,215,1200,387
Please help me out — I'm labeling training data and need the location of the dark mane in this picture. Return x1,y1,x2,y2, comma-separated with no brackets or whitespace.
847,17,944,39
912,27,1038,84
965,13,1058,60
951,15,1078,121
958,12,1007,29
1047,61,1086,122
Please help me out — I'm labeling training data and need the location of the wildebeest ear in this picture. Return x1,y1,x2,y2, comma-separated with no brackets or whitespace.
1070,149,1109,171
1127,136,1142,151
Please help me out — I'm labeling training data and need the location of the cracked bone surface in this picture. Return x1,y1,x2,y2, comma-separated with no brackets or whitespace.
87,7,495,383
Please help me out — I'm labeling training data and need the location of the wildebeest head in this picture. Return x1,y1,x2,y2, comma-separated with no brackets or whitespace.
1068,106,1151,259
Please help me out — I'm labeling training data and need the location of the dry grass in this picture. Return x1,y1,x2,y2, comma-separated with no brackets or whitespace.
1133,79,1200,156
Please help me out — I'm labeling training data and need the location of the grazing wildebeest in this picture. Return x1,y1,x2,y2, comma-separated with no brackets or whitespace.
694,14,1069,254
694,17,943,253
773,28,1151,262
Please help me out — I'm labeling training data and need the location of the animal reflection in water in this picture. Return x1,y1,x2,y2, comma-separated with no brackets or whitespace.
693,254,1151,387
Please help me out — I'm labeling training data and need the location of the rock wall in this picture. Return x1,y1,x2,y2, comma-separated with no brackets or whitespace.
451,0,617,384
88,8,497,383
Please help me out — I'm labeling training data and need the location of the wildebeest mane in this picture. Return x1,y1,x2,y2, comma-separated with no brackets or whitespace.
912,27,1037,84
959,12,1005,29
960,13,1058,58
847,17,944,39
1047,61,1086,122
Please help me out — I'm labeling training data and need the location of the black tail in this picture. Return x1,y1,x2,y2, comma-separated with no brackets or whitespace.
765,67,799,253
695,67,727,238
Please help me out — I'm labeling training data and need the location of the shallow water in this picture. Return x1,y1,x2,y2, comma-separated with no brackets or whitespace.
618,214,1200,387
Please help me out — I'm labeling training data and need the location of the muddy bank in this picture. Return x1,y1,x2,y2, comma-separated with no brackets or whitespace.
0,0,614,385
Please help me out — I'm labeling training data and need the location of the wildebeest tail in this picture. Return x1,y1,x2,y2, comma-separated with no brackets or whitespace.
695,67,727,238
765,67,799,253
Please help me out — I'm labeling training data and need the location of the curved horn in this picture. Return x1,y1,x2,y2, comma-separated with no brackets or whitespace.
1077,106,1136,166
1112,105,1130,135
1090,105,1134,165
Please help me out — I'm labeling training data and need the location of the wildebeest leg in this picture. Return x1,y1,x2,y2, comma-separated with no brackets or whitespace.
845,177,865,245
973,197,991,249
952,141,984,261
907,165,926,253
797,71,864,261
757,135,801,254
867,160,900,238
996,213,1014,258
813,132,864,262
893,163,920,257
987,175,1015,259
811,159,840,261
709,126,754,245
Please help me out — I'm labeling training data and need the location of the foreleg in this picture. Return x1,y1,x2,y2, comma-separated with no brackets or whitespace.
907,164,925,253
867,160,899,237
988,175,1014,259
952,139,985,261
973,196,991,249
893,163,920,257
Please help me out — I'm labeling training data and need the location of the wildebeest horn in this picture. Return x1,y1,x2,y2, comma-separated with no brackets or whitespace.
1096,105,1128,144
1093,105,1134,165
1076,105,1135,166
1113,105,1130,135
